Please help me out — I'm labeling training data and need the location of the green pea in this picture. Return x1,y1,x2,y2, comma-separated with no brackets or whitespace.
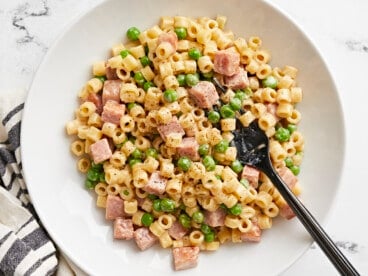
214,140,229,153
229,203,242,216
284,157,293,168
215,175,222,180
85,179,96,189
140,56,151,67
287,124,297,134
201,71,213,80
91,162,103,171
176,74,186,86
87,169,99,182
290,165,300,176
147,194,158,200
129,158,142,167
200,224,212,235
127,103,137,110
179,213,191,228
153,199,162,211
141,213,154,227
244,87,253,96
160,198,176,212
240,178,249,188
207,110,220,124
131,148,142,159
198,144,210,156
234,90,246,101
95,75,106,83
185,73,199,87
143,81,155,91
220,104,235,118
203,155,216,171
192,211,204,224
275,127,291,142
126,27,141,41
134,72,146,86
231,160,243,174
204,232,215,242
262,75,278,89
146,148,159,159
188,48,202,60
178,156,192,172
229,97,242,111
174,27,187,40
99,172,105,183
120,49,130,59
163,89,178,103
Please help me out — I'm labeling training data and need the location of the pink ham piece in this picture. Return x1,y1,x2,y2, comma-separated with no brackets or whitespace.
277,166,298,189
90,138,112,164
105,66,118,80
143,172,168,195
168,221,188,240
83,93,103,114
204,208,226,227
158,32,178,51
223,68,249,89
214,49,240,76
105,195,127,220
134,227,158,251
157,116,185,142
241,165,260,188
266,103,280,121
177,137,200,161
188,81,219,109
279,204,296,220
113,218,134,240
101,100,125,125
172,246,200,271
102,80,121,105
241,223,262,242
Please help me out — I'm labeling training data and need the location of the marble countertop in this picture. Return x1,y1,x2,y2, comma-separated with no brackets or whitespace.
1,0,367,275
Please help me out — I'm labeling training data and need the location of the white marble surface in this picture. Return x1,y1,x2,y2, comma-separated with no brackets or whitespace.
1,0,367,275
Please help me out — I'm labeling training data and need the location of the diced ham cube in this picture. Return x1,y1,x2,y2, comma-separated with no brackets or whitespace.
105,195,127,220
240,223,262,242
241,165,260,188
134,227,158,251
168,221,188,240
277,166,298,189
172,246,200,271
113,218,134,240
223,68,249,89
204,208,226,227
266,103,280,121
90,138,113,164
158,32,178,51
143,172,167,195
177,137,200,161
188,81,219,109
83,93,103,114
105,66,118,80
279,203,296,220
214,49,240,76
101,100,125,125
157,116,185,142
102,80,121,105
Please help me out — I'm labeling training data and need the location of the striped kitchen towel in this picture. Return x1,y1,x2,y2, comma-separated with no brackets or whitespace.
0,90,59,276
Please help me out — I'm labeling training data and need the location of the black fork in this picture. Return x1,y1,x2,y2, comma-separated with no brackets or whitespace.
232,121,359,276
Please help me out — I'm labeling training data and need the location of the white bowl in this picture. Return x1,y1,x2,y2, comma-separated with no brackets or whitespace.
21,0,345,275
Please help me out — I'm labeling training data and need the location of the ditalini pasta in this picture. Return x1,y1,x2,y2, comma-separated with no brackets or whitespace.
66,15,304,271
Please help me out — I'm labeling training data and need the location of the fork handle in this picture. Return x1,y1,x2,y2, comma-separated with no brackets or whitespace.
263,164,360,276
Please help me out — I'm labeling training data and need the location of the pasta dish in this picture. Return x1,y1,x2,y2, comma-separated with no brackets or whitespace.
66,15,304,271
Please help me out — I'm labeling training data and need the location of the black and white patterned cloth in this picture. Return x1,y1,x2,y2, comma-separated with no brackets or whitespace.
0,96,58,275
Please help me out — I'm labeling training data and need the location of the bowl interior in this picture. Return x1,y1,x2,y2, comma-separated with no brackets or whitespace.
21,0,344,275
